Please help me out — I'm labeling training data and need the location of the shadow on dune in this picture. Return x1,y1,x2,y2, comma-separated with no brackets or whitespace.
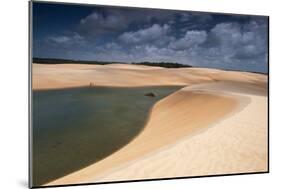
32,86,182,186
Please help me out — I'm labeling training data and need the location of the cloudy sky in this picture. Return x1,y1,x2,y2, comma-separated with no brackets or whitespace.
33,2,268,73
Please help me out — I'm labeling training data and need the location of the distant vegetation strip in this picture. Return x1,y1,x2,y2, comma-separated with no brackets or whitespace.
131,62,192,68
33,58,119,65
33,58,192,68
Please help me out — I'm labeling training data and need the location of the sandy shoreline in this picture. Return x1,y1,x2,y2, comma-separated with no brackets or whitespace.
32,63,268,186
47,85,240,185
95,82,267,182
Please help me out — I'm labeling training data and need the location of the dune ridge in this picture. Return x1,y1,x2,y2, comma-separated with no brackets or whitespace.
33,63,267,90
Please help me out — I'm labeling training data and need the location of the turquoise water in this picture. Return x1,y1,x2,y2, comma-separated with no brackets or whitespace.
32,86,181,186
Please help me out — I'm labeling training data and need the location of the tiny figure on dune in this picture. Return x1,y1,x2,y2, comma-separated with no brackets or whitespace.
89,82,94,87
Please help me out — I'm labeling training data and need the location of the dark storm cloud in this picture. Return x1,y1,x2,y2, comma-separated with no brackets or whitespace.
33,2,268,73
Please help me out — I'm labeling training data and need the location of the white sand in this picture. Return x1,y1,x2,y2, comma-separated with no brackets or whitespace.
95,82,268,182
32,63,267,89
33,63,267,186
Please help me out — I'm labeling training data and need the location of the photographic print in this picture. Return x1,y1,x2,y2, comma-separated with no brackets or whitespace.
30,1,269,188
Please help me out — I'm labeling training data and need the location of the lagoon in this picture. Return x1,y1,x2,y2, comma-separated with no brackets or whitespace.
32,86,181,186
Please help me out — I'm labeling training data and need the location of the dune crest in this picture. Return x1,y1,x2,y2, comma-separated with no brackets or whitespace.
33,63,267,90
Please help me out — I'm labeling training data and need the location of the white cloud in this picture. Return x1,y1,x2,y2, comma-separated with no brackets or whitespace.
169,30,207,50
78,9,178,37
47,33,86,49
118,24,171,46
48,36,70,43
80,11,127,33
209,21,267,59
211,23,242,46
39,12,267,73
96,21,266,69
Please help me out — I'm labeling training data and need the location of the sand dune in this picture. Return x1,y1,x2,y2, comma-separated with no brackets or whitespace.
94,82,268,182
33,63,268,186
32,63,267,90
